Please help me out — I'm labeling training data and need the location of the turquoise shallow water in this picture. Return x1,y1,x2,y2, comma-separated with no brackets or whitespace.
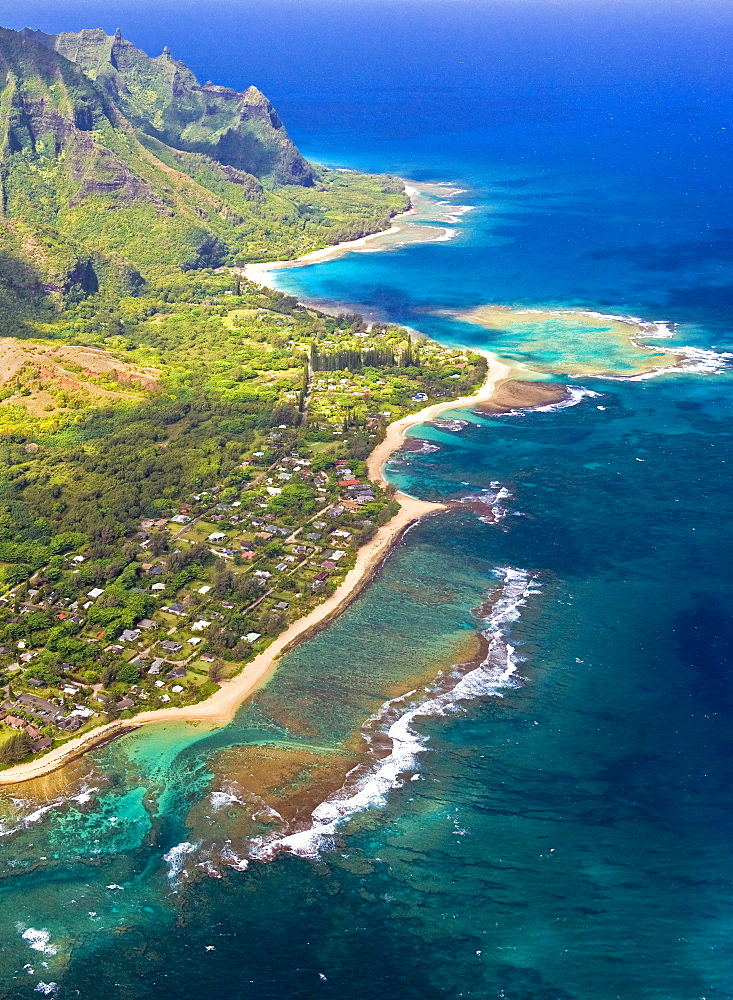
2,1,733,996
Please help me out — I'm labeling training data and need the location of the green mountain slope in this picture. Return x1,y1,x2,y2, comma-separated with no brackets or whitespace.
22,27,315,186
0,26,407,329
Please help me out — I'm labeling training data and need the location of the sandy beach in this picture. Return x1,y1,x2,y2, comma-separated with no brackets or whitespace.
367,353,512,486
240,179,475,297
241,188,418,292
0,207,511,786
0,493,445,785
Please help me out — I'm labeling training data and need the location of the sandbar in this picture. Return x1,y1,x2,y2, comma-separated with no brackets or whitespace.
471,379,568,414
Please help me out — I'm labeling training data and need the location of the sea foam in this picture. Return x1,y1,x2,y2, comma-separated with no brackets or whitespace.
250,565,539,860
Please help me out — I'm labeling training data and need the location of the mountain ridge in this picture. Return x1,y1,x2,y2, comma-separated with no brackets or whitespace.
20,26,316,186
0,25,407,327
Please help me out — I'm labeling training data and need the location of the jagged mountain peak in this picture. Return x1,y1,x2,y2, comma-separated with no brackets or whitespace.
20,26,314,186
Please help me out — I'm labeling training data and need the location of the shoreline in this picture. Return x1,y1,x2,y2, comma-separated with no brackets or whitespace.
0,186,510,787
242,187,418,292
0,494,444,786
240,180,465,297
367,353,513,486
0,361,510,787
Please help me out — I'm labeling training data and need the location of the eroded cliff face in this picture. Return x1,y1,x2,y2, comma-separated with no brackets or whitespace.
22,27,315,186
0,25,406,318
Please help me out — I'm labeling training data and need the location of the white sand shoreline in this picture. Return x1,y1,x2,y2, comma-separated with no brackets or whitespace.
0,183,510,787
241,186,419,292
0,358,509,787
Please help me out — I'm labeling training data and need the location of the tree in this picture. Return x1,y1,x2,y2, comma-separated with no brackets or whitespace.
231,639,252,660
207,658,226,683
117,662,140,685
149,532,168,556
261,610,284,635
213,560,234,596
0,730,31,764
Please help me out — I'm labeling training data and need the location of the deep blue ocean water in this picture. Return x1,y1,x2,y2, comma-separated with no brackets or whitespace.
1,1,733,997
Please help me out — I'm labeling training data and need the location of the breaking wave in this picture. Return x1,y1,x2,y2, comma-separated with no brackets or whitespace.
248,565,539,860
495,385,602,417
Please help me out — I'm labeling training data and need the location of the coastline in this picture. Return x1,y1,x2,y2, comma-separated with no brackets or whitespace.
0,493,444,786
0,194,510,787
367,352,512,487
241,186,418,292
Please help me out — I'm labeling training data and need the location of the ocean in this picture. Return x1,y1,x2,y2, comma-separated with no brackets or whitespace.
1,1,733,996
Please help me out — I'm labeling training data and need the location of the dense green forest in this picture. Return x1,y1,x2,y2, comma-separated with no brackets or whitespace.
0,25,408,330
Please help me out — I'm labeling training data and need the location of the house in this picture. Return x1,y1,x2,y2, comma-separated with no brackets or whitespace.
254,531,273,541
171,514,191,524
208,532,226,543
167,603,187,616
327,506,344,518
274,601,290,610
151,583,166,592
159,641,183,654
190,620,211,632
136,619,159,630
244,632,261,643
71,555,85,564
116,698,134,712
314,571,329,582
87,588,104,599
30,737,52,752
24,724,43,740
119,629,141,643
17,694,60,718
148,566,164,576
171,685,184,694
276,562,288,572
147,658,165,675
200,653,216,663
321,561,336,571
188,637,202,646
166,667,186,680
5,716,24,729
198,585,212,595
57,715,83,732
